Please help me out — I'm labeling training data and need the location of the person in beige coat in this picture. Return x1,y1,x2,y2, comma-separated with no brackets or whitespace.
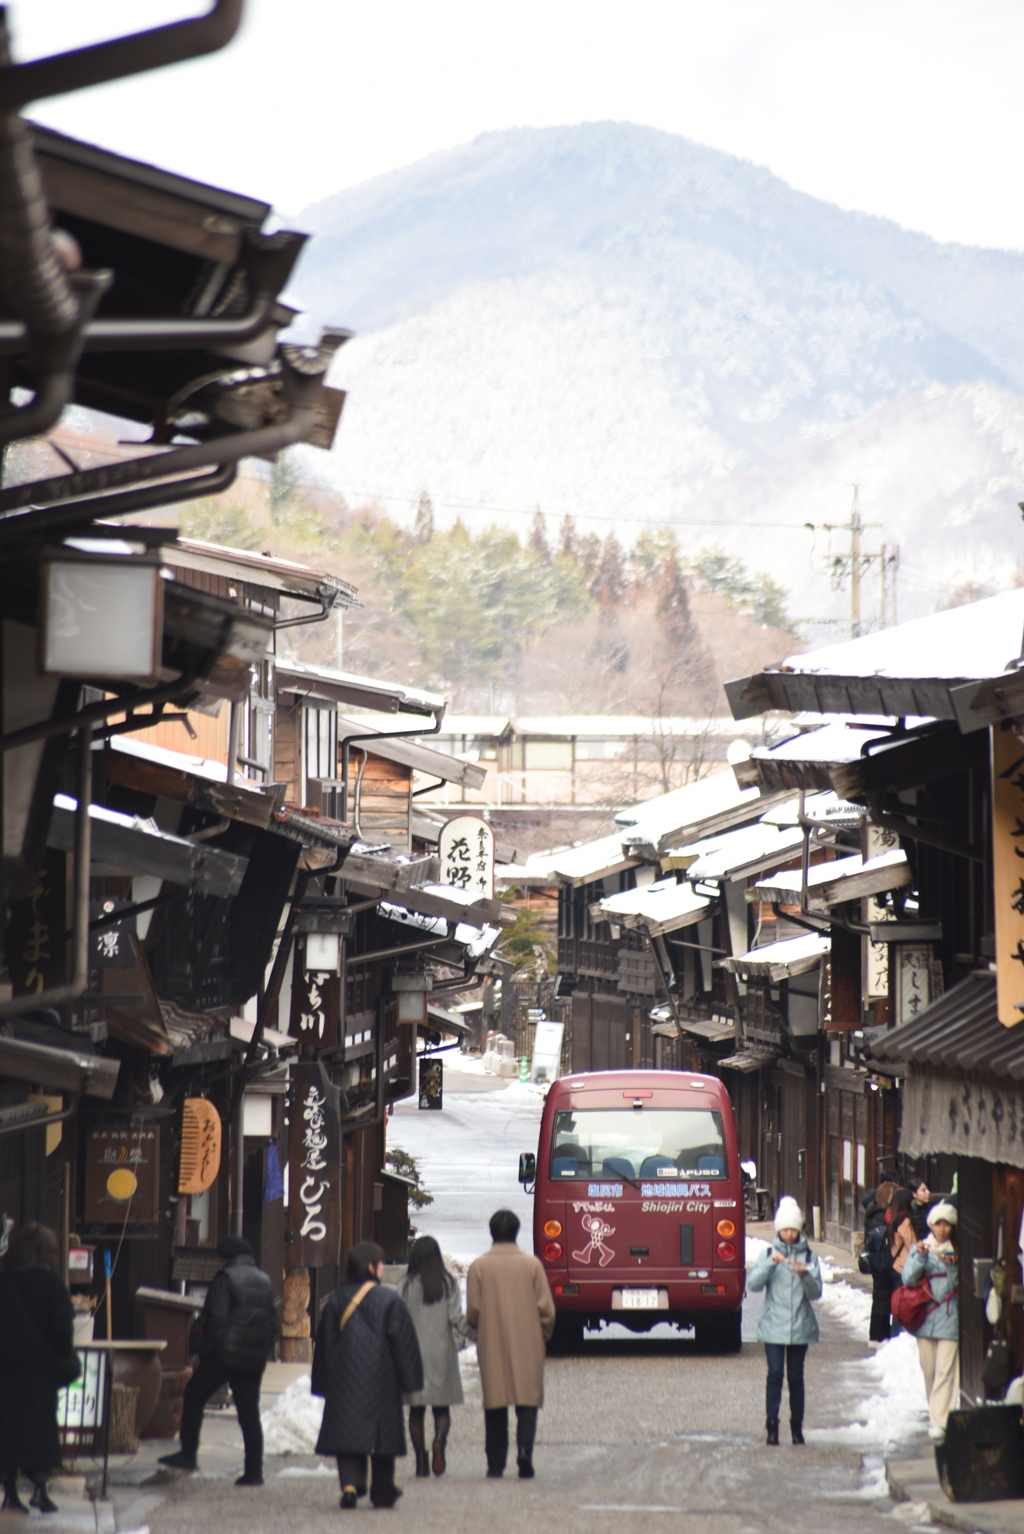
466,1208,555,1479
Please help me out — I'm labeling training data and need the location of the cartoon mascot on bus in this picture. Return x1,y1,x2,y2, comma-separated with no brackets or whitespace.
572,1213,617,1267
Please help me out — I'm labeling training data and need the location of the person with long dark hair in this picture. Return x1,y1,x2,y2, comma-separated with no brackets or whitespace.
397,1236,475,1476
887,1188,917,1279
312,1242,423,1509
0,1223,78,1513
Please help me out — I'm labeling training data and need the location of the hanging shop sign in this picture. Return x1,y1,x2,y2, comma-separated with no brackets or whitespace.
862,823,897,1001
991,726,1024,1027
178,1098,222,1194
438,814,494,900
418,1058,443,1110
287,1061,341,1267
6,848,65,996
290,952,340,1052
84,1126,160,1223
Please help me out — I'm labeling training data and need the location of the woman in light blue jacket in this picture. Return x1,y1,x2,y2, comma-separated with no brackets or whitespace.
748,1196,822,1446
900,1201,958,1440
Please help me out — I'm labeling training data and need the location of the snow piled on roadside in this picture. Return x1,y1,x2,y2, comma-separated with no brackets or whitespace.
261,1374,322,1454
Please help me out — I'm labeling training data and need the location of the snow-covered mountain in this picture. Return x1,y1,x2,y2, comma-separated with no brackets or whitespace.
285,122,1024,626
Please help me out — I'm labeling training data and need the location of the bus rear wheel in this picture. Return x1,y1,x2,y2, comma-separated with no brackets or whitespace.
694,1308,742,1353
548,1312,585,1354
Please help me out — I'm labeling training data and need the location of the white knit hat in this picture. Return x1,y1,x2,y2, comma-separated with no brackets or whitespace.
927,1201,957,1228
774,1195,805,1234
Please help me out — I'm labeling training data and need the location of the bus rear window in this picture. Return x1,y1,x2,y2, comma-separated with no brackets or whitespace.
549,1108,727,1181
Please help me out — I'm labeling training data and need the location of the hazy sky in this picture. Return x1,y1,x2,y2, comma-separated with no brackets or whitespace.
15,1,1024,247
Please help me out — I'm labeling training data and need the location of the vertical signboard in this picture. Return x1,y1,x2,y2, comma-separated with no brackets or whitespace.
992,725,1024,1027
863,822,897,1000
439,815,495,899
287,1061,341,1268
290,947,340,1052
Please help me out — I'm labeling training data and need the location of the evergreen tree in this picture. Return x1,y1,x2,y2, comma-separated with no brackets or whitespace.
412,489,435,544
265,449,304,525
593,534,628,608
629,526,678,588
558,513,578,562
528,507,551,564
655,552,698,651
576,531,602,586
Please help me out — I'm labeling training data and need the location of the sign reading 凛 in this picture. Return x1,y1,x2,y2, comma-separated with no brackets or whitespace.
438,815,494,900
287,1061,341,1267
992,726,1024,1027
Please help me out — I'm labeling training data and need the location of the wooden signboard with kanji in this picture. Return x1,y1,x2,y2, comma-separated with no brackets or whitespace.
992,725,1024,1027
84,1126,160,1223
286,1061,341,1268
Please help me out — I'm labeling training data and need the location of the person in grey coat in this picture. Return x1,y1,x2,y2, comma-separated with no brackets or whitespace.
900,1201,959,1440
747,1196,822,1447
312,1241,423,1510
398,1236,476,1477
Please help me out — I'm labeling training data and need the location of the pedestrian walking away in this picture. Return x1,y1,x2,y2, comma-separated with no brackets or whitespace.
312,1241,423,1510
466,1208,555,1480
900,1200,959,1441
398,1235,475,1477
747,1196,822,1447
0,1223,80,1514
159,1235,277,1486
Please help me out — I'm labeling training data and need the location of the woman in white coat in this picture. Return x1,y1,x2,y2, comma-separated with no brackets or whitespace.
398,1236,475,1476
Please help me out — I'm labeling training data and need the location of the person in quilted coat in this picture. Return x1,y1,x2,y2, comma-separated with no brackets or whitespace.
901,1201,959,1440
312,1242,423,1509
747,1196,822,1447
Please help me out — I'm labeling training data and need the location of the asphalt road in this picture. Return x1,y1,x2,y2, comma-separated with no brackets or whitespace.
128,1070,927,1534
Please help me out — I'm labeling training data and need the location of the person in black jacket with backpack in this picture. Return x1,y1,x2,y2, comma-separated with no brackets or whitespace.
159,1236,277,1486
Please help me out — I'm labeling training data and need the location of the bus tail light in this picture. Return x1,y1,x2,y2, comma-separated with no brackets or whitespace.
716,1240,737,1261
543,1219,563,1239
543,1241,563,1261
716,1219,736,1238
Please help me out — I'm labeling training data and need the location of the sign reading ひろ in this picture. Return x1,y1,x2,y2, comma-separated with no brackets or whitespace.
438,815,494,900
287,1061,341,1268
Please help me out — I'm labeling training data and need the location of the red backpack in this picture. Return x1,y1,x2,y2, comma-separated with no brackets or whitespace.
891,1276,939,1332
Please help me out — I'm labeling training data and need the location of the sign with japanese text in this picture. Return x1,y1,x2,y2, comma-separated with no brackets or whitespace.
6,848,65,996
438,814,494,900
290,956,340,1053
178,1098,222,1195
894,945,932,1024
84,1126,160,1223
992,725,1024,1027
903,1071,1024,1165
287,1061,341,1268
863,822,898,999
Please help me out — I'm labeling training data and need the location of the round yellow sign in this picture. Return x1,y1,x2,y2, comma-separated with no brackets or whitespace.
106,1168,138,1202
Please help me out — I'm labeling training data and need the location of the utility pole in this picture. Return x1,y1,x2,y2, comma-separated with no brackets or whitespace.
806,486,899,637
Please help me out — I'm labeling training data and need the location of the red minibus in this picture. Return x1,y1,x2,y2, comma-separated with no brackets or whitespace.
518,1069,744,1351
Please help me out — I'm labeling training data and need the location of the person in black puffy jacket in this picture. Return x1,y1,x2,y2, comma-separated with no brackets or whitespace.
159,1236,277,1486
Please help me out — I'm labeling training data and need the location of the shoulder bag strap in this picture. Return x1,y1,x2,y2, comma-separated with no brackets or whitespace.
339,1281,375,1332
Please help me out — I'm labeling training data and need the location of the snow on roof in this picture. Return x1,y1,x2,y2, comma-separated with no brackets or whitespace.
614,770,774,851
276,658,444,717
592,877,711,937
729,589,1024,721
752,847,910,910
752,720,892,766
680,822,807,884
508,715,765,738
722,931,831,980
111,732,232,784
544,831,641,887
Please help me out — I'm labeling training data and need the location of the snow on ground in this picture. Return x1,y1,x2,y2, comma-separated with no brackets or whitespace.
262,1375,323,1454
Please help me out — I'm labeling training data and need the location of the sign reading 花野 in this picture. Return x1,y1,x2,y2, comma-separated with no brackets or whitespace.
438,814,494,900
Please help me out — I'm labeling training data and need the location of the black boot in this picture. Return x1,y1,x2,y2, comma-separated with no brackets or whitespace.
431,1438,446,1476
2,1478,29,1514
765,1418,779,1446
415,1448,430,1477
790,1420,804,1445
158,1450,198,1471
29,1480,57,1514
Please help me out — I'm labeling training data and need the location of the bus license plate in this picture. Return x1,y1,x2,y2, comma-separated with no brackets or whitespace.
620,1288,659,1309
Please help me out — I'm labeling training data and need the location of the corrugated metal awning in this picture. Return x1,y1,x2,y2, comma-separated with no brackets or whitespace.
872,971,1024,1080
